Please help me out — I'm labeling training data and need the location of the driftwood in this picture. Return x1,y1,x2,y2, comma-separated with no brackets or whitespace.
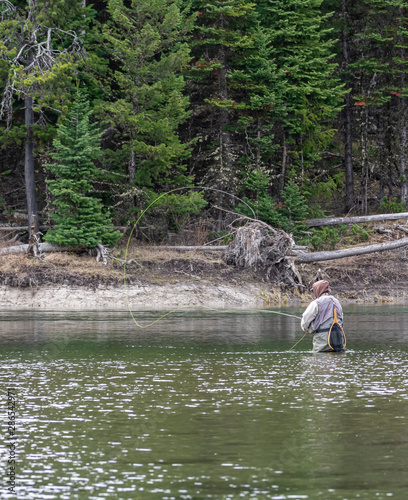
0,242,141,266
294,237,408,263
144,245,228,252
396,225,408,235
299,212,408,227
0,243,78,256
224,222,303,288
0,225,128,232
142,245,308,253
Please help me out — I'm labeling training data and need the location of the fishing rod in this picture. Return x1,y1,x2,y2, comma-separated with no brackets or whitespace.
122,186,307,351
121,303,306,351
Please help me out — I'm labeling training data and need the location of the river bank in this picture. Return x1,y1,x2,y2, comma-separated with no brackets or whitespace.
1,238,408,309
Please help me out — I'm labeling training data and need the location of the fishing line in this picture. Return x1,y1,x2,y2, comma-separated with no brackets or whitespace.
288,331,308,351
122,186,306,350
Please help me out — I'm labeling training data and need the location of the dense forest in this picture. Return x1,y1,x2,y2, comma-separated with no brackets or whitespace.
1,0,408,248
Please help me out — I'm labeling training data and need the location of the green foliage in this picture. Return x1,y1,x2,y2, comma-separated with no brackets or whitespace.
238,172,308,234
308,173,345,202
256,0,346,172
150,190,207,230
341,224,373,245
188,0,279,187
307,226,341,251
303,173,345,216
379,196,407,213
280,181,309,233
44,91,121,247
99,0,193,187
302,223,373,251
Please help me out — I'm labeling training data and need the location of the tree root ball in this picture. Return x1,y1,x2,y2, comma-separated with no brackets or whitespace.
224,222,303,289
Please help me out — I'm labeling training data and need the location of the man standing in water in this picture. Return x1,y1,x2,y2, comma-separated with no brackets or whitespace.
301,280,344,353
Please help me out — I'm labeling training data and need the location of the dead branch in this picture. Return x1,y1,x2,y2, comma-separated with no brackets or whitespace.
0,3,85,126
224,222,303,288
299,212,408,227
27,231,45,260
143,245,228,251
213,205,280,235
93,244,142,267
396,225,408,235
174,270,201,280
110,256,142,267
0,242,78,255
295,237,408,263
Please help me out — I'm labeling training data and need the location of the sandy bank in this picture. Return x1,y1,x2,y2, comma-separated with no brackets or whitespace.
2,241,408,310
0,281,267,310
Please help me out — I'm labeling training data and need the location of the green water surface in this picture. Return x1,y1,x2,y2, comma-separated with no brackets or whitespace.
0,306,407,499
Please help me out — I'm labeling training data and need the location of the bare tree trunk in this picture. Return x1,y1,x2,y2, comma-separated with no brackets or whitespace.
342,0,354,212
280,134,287,193
0,243,78,256
295,237,408,263
399,19,408,203
218,15,232,185
25,95,39,237
378,109,386,200
299,211,408,227
256,119,261,169
129,149,136,183
400,102,407,202
360,107,369,215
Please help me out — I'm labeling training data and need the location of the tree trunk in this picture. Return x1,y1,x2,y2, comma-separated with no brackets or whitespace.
0,243,79,256
401,107,407,202
129,149,136,183
25,95,39,237
400,31,408,202
360,107,369,215
295,237,408,263
299,212,408,227
342,0,354,212
218,15,232,186
281,134,287,193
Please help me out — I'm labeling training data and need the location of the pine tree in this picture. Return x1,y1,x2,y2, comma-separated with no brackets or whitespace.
256,0,346,180
44,91,121,247
99,0,193,188
186,0,262,190
0,0,89,236
343,0,408,210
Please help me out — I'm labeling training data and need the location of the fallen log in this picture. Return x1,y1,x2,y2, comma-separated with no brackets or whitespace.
144,245,228,252
396,225,408,235
0,242,141,266
141,245,308,253
298,212,408,227
294,237,408,263
0,243,79,256
0,225,129,232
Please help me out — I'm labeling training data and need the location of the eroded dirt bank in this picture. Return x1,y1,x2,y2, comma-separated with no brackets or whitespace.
1,244,408,309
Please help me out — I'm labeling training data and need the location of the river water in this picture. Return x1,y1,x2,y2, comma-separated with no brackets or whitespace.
0,305,407,500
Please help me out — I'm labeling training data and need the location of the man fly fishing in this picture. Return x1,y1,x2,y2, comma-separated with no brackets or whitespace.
301,280,346,353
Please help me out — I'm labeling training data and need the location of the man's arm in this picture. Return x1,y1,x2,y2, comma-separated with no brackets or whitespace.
301,300,318,332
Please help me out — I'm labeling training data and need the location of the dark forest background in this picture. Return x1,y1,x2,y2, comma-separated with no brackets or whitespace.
1,0,408,247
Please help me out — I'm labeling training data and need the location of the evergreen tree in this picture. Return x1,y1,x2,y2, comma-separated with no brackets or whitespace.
344,0,408,210
186,0,262,191
44,91,121,247
99,0,193,188
0,0,90,235
256,0,346,181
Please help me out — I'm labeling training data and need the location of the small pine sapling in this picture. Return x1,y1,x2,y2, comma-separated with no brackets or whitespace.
44,91,121,248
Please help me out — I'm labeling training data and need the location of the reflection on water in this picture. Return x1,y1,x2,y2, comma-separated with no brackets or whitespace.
0,306,408,499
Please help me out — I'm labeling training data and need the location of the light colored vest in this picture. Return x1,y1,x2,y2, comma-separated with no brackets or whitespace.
311,294,343,332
